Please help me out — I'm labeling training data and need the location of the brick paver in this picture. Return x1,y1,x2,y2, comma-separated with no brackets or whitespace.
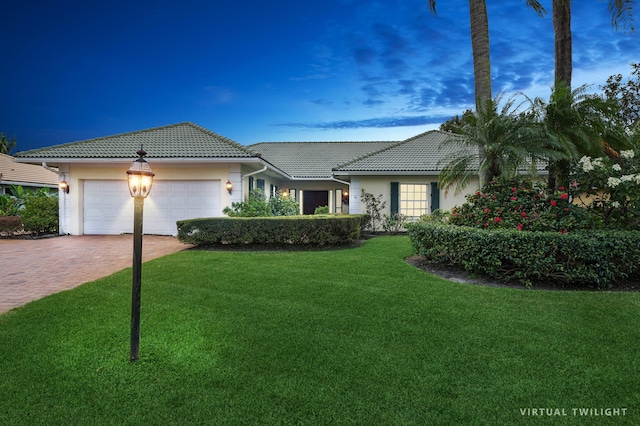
0,235,192,314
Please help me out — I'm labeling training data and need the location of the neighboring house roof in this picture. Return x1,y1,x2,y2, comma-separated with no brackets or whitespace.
333,130,468,175
0,153,58,187
248,141,398,179
13,122,256,160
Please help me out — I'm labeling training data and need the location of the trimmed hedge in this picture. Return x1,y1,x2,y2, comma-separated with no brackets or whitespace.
177,215,363,247
406,222,640,288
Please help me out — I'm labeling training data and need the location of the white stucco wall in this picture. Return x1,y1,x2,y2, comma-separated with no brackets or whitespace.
354,175,480,216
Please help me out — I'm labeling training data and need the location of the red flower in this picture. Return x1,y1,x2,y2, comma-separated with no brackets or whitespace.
560,229,568,234
521,211,527,217
550,200,557,207
558,186,565,191
494,217,502,223
511,187,517,192
483,207,490,213
516,223,523,231
510,196,517,201
560,193,569,200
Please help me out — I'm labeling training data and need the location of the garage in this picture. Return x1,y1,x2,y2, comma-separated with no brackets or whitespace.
83,180,220,235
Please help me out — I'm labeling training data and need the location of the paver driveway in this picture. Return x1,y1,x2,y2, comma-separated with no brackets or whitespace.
0,235,192,314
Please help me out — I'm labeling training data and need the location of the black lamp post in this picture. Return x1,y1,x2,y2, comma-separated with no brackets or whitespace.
126,148,155,362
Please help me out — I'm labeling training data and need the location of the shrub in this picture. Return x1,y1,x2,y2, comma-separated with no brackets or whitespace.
21,192,58,235
269,191,300,216
361,191,387,232
0,194,21,216
177,215,363,247
314,205,329,215
223,189,272,217
382,213,408,234
570,151,640,230
406,221,640,288
449,176,594,233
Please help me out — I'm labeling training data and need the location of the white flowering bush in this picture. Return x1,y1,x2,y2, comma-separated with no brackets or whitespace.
571,150,640,229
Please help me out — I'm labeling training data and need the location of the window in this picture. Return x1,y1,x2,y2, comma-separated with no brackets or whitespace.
400,183,428,217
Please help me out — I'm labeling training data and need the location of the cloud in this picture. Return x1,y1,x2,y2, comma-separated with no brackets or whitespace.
275,114,449,130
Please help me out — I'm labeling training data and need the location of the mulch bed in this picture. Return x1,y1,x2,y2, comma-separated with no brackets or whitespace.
405,255,640,292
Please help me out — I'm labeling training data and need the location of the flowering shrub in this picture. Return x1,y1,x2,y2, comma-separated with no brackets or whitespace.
570,150,640,230
449,176,593,233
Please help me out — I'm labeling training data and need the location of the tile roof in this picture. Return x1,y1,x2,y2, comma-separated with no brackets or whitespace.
0,153,59,186
14,122,256,159
333,130,471,174
249,141,398,179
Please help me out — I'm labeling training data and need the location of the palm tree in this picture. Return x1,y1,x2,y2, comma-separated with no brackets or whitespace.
533,82,632,187
438,94,554,194
526,0,635,89
0,133,16,155
427,1,546,184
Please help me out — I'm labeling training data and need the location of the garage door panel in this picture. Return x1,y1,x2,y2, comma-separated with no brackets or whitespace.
83,180,220,235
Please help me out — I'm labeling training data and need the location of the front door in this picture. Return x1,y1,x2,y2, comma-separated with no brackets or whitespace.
303,190,329,215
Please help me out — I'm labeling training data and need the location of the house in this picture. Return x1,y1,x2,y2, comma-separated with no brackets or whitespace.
0,153,59,194
13,122,477,236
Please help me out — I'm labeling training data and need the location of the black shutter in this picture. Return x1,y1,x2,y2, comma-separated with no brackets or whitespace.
430,182,440,211
390,182,399,214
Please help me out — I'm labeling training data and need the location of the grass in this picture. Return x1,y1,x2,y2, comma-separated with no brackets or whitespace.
1,236,639,425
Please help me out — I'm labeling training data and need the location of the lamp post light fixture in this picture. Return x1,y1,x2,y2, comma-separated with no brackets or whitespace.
126,148,155,362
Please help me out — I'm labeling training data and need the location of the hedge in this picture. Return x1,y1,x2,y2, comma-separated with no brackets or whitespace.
177,215,363,247
406,222,640,288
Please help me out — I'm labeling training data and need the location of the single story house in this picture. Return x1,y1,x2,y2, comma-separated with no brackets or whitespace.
0,153,59,194
13,122,477,236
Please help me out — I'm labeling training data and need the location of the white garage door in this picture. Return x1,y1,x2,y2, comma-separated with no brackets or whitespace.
83,180,220,235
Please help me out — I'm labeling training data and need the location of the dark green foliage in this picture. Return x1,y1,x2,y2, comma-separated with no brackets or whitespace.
407,221,640,288
223,189,272,217
223,189,301,217
571,151,640,230
20,193,58,234
313,205,329,215
268,191,300,216
0,133,16,155
449,176,594,232
177,215,362,246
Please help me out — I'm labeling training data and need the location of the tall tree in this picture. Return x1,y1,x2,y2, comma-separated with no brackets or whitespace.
0,133,16,155
526,0,636,89
601,62,640,130
427,0,492,184
533,82,631,187
428,1,546,184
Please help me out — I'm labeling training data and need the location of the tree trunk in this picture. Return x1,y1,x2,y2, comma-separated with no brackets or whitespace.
468,0,492,185
549,0,572,189
553,0,572,88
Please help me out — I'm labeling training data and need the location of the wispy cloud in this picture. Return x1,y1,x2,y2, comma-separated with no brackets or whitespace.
275,114,450,130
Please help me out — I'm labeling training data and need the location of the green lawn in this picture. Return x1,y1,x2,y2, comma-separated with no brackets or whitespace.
1,236,639,425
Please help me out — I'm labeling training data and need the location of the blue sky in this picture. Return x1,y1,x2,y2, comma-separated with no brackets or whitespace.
1,0,637,152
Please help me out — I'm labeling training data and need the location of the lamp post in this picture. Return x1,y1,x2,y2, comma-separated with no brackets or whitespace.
126,148,155,362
